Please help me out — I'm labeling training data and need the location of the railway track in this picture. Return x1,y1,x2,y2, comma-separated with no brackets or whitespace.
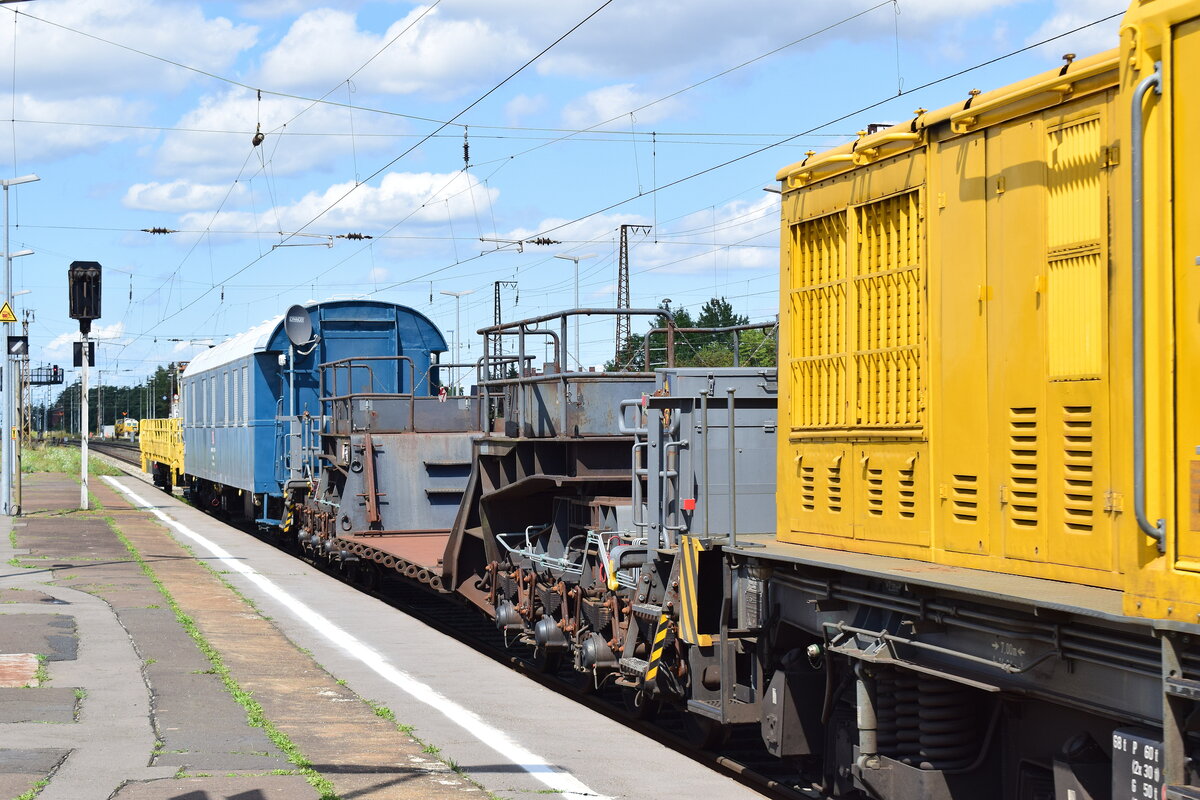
86,439,142,467
94,444,821,800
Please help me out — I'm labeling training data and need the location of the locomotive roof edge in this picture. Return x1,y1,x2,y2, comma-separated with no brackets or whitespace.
181,299,448,378
774,46,1120,185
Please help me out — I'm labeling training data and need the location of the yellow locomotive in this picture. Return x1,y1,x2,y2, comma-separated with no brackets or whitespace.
777,1,1197,625
758,0,1200,793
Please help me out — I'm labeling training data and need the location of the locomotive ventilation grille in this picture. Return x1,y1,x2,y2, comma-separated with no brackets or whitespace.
1062,406,1094,532
951,475,979,523
1008,407,1040,528
800,459,843,514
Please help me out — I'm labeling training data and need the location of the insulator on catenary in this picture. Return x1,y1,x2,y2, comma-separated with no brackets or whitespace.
141,228,177,234
337,233,373,240
526,237,561,246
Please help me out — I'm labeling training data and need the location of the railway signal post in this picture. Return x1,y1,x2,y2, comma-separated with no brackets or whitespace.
68,261,101,510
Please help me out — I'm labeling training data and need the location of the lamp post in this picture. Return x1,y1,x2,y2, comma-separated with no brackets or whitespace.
11,289,30,512
439,290,473,392
2,173,38,516
553,253,596,370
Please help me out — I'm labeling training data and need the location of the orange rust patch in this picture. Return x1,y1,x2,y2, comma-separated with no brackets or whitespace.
0,653,39,687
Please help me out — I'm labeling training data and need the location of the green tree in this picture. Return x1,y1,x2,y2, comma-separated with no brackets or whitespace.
604,298,776,370
695,296,747,329
737,328,778,367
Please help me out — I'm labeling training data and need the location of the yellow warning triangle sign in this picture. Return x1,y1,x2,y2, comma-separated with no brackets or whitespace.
0,303,15,323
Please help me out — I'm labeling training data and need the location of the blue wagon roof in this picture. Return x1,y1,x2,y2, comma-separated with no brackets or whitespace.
182,300,446,378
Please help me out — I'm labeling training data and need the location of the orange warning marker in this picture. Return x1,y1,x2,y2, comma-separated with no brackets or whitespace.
0,303,15,323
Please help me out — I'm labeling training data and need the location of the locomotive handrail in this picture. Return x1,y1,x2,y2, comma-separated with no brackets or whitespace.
631,440,649,534
319,355,416,399
662,439,688,535
476,309,669,437
1131,60,1166,553
478,307,673,378
617,399,647,435
477,307,673,334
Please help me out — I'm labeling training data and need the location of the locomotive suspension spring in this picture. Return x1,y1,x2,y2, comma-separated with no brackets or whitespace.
873,668,979,771
917,680,977,769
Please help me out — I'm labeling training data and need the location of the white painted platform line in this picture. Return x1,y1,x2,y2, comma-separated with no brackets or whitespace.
104,476,611,800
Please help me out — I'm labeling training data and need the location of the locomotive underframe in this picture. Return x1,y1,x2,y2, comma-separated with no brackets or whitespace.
714,543,1200,798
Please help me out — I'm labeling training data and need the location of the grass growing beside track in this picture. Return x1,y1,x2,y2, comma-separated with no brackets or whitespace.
22,445,121,476
103,516,339,800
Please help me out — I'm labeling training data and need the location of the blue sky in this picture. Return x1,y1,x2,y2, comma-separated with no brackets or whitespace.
0,0,1124,386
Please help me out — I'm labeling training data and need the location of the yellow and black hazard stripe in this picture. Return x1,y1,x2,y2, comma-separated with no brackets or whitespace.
678,535,712,647
643,609,672,683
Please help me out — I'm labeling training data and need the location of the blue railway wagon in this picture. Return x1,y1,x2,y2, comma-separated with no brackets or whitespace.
180,300,447,516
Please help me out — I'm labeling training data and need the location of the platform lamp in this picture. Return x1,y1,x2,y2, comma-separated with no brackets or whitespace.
439,290,473,392
68,261,101,510
2,172,38,516
553,253,595,370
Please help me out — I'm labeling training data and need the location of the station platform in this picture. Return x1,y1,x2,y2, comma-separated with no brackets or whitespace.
0,469,766,800
0,472,485,800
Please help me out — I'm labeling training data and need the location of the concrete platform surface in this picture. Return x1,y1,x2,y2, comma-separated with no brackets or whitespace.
0,467,764,800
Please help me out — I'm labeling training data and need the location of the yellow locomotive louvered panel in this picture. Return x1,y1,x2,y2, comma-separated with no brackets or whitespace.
787,442,853,538
1046,394,1114,571
788,213,848,430
855,444,930,546
1046,114,1106,381
781,172,927,552
1003,406,1046,561
1046,116,1102,251
1047,252,1104,379
854,192,923,429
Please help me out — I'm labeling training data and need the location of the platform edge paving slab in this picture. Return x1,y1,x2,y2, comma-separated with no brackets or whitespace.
111,502,487,800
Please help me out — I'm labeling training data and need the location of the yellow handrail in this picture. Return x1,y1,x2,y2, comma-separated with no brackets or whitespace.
949,57,1116,133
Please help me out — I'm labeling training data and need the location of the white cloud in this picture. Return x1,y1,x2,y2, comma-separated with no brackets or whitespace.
500,195,777,279
1026,1,1122,56
176,170,498,234
46,321,125,356
899,0,1026,23
367,267,390,282
172,340,214,354
589,282,616,300
256,7,531,98
562,84,682,129
236,0,319,18
504,94,547,127
514,0,1027,79
9,95,150,161
123,180,247,212
5,0,257,97
155,87,402,179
